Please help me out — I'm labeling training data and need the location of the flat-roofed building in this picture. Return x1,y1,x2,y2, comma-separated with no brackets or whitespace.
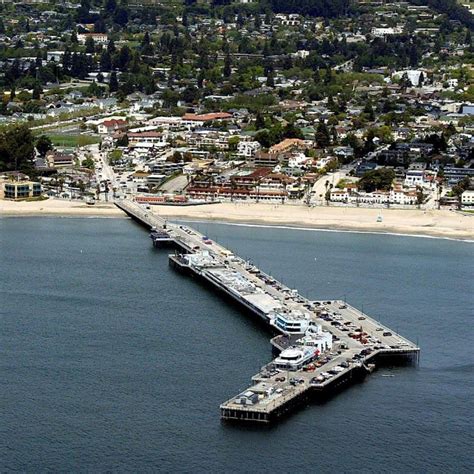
3,181,42,200
46,151,75,168
461,190,474,207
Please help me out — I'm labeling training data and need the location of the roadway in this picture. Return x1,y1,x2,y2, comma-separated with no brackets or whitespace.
310,170,348,205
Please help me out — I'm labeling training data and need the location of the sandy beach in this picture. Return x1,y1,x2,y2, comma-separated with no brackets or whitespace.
1,199,473,240
0,198,123,218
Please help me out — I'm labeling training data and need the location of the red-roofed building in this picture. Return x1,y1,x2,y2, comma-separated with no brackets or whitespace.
98,119,128,135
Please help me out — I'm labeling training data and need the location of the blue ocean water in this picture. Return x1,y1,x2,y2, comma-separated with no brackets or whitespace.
1,217,472,472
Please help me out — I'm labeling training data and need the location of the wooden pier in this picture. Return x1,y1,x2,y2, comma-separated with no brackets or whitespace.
116,199,420,424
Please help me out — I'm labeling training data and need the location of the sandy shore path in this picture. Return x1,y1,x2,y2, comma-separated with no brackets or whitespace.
0,199,123,217
1,199,473,241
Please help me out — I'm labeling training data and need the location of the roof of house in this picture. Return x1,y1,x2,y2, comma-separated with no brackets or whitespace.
269,138,306,154
128,131,162,138
102,119,127,128
182,112,232,122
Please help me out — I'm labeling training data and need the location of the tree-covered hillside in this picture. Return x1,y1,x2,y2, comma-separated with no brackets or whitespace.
408,0,474,29
269,0,354,18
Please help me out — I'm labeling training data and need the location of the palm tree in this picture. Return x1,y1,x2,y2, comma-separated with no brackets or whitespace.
256,177,262,203
305,182,311,206
230,177,237,202
78,180,86,197
325,183,333,205
437,182,442,210
57,177,65,196
416,185,424,209
387,185,393,209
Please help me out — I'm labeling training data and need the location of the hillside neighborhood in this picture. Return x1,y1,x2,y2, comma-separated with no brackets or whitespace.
0,0,473,211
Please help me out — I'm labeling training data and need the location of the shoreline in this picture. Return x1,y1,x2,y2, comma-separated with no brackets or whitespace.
178,217,474,243
1,199,472,242
0,200,124,218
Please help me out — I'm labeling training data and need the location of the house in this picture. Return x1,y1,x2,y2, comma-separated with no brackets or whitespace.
98,119,128,135
46,151,75,168
237,141,261,158
150,160,185,176
127,131,166,147
269,138,307,155
182,112,233,124
372,27,403,37
46,51,64,62
77,33,108,44
404,169,425,188
250,151,280,168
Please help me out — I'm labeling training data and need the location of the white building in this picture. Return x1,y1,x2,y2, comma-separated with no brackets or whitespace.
288,153,311,169
128,131,167,147
77,33,108,45
461,190,474,207
404,170,425,187
237,140,261,158
292,50,310,59
372,26,403,37
146,174,166,186
330,188,417,206
392,70,424,87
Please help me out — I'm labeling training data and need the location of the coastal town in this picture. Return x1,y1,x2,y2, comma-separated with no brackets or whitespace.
0,0,473,229
1,1,473,470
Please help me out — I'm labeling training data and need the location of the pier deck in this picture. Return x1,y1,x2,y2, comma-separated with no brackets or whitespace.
116,199,420,424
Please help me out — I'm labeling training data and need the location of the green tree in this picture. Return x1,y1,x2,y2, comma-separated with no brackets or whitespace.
82,156,95,169
107,39,116,54
100,50,112,71
32,84,42,100
0,124,36,171
35,135,53,157
109,71,118,92
416,186,425,208
141,31,154,56
255,112,265,130
223,53,231,78
315,121,331,148
105,0,117,13
358,168,395,193
85,36,95,54
116,134,129,146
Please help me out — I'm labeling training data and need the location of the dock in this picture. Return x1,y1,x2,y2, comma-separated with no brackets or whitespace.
116,199,420,423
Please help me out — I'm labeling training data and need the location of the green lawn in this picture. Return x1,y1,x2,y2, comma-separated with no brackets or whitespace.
46,134,101,147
